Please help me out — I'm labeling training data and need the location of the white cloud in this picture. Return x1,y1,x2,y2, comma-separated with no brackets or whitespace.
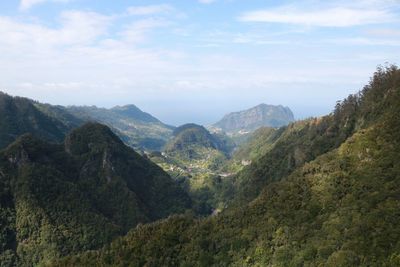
127,4,173,16
0,10,112,47
1,2,398,125
324,37,400,46
19,0,70,11
0,8,184,101
120,18,169,43
58,11,112,44
198,0,216,4
366,28,400,37
239,6,395,27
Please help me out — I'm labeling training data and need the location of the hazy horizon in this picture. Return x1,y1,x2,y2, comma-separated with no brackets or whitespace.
1,0,399,125
2,86,362,126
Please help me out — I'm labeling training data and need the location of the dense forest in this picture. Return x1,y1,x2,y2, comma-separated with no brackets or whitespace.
0,123,190,266
0,93,78,150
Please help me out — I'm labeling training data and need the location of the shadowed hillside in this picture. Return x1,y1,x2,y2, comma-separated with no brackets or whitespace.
0,123,190,266
0,93,79,149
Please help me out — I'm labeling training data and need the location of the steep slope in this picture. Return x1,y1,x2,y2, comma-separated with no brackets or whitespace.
66,105,173,151
53,65,400,266
229,95,362,205
229,66,400,206
0,123,190,266
212,103,294,134
233,127,280,162
219,127,282,174
34,103,84,130
0,92,76,149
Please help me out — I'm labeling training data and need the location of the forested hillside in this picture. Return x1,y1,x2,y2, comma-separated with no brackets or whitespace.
0,93,77,149
0,123,190,266
228,66,392,205
53,66,400,266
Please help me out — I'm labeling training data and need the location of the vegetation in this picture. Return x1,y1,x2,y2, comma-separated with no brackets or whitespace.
221,127,282,174
0,92,74,149
66,105,174,151
1,65,399,267
51,65,400,266
165,124,232,157
0,93,174,152
227,89,365,205
0,123,191,266
153,124,235,214
34,103,84,130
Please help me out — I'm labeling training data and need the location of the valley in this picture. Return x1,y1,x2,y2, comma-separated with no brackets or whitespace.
51,65,400,267
0,66,399,266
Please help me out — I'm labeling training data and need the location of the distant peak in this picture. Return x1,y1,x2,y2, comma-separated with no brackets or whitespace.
112,104,140,111
110,104,160,123
213,103,295,133
253,103,286,109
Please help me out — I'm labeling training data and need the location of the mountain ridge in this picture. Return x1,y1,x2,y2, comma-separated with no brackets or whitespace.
0,92,77,150
66,105,174,151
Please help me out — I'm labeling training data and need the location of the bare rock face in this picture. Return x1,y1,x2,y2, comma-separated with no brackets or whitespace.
213,104,294,134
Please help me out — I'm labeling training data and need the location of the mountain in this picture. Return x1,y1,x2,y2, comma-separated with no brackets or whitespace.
165,123,231,158
162,123,233,174
0,92,171,152
0,92,80,149
52,66,400,266
66,105,173,151
111,105,160,123
212,103,294,135
157,124,235,214
0,122,191,266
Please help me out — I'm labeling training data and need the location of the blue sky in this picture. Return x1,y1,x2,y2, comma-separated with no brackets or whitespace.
0,0,399,125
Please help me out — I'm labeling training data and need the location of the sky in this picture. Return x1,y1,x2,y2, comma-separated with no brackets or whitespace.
0,0,399,125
